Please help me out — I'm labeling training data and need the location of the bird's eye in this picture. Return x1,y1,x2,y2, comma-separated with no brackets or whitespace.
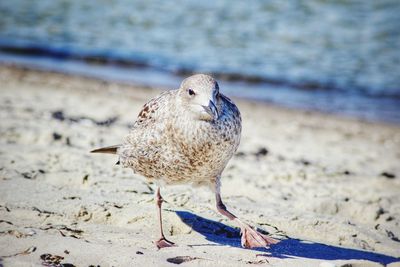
188,88,195,96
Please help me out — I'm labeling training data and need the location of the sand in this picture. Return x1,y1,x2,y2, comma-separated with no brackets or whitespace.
0,65,399,267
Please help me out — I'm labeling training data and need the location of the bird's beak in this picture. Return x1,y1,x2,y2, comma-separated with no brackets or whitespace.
202,100,219,120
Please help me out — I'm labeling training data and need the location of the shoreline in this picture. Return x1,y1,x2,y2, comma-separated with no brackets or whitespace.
1,55,399,125
0,45,365,91
0,64,399,266
1,61,399,129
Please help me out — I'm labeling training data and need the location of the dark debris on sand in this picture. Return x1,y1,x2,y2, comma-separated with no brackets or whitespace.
51,110,118,127
380,172,396,179
40,253,76,267
254,147,269,157
166,256,202,264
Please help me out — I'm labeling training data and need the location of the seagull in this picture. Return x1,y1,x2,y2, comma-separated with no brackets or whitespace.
91,74,278,249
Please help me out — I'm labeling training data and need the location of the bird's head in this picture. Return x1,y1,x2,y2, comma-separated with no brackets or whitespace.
178,74,220,121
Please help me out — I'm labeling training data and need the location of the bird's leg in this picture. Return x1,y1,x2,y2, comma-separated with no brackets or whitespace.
155,187,175,249
215,192,279,248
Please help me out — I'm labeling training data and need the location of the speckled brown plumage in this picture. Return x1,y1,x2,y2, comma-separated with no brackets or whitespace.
92,74,278,249
119,79,241,189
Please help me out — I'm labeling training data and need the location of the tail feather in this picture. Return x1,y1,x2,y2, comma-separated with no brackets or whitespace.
90,145,121,154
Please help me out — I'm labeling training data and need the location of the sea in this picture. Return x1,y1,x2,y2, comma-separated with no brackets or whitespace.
1,0,399,124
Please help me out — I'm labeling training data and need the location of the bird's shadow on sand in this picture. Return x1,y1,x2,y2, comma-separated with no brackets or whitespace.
175,210,399,265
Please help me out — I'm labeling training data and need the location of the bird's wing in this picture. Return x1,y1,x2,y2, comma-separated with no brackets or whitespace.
131,90,176,129
120,90,178,171
122,90,177,149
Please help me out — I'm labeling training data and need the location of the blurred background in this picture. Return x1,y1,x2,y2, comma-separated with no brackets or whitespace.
0,0,399,123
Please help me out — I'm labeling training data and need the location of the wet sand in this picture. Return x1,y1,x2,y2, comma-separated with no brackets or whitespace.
0,65,399,266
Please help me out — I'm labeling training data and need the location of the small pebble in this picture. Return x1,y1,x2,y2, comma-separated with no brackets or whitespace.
254,147,268,157
380,172,396,179
53,132,62,140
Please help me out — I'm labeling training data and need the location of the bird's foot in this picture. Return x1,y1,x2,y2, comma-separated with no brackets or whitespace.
240,224,279,249
155,237,176,249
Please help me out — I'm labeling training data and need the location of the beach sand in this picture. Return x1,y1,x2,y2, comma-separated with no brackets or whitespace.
0,65,399,266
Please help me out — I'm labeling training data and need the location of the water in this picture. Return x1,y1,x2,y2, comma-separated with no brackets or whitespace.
1,0,400,123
